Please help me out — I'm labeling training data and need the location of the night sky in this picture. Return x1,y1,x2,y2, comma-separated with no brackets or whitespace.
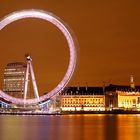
0,1,140,95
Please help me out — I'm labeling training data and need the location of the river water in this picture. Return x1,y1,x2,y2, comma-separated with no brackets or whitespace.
0,114,140,140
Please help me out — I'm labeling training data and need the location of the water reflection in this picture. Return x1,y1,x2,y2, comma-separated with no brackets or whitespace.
1,114,140,140
103,115,118,140
117,115,140,140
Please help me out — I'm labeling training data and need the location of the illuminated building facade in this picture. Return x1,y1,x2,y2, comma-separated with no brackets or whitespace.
60,76,140,111
116,75,140,110
3,62,27,98
60,87,105,111
105,78,140,110
117,91,140,109
117,75,137,109
117,90,140,109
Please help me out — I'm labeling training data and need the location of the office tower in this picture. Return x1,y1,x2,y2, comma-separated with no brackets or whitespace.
3,62,27,98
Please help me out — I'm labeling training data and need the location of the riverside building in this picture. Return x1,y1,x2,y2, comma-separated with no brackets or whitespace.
105,75,140,110
105,84,140,110
60,87,105,111
117,75,140,109
3,62,27,98
60,76,140,111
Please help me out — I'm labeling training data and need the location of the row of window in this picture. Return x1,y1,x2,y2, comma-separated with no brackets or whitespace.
4,84,24,87
62,98,103,102
4,78,25,81
62,104,104,107
62,102,104,105
4,71,25,75
119,99,136,104
4,89,24,91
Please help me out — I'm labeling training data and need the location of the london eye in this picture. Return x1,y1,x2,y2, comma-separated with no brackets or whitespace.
0,9,77,105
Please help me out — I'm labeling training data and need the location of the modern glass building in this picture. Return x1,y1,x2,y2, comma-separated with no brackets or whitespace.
3,62,27,98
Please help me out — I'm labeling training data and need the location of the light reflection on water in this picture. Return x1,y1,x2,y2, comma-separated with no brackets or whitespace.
0,114,140,140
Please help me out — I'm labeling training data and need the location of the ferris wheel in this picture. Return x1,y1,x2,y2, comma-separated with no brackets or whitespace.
0,9,77,106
